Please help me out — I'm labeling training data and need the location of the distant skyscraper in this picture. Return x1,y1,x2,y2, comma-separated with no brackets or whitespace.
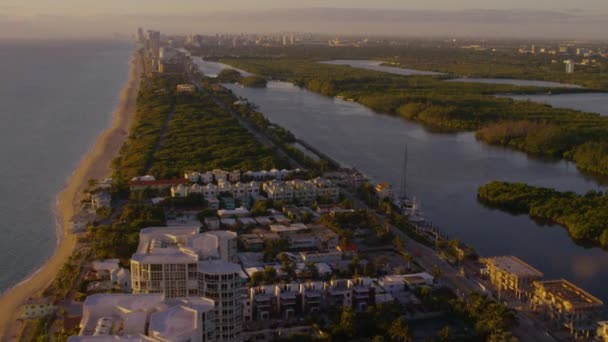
290,33,295,45
136,28,144,43
282,35,287,46
565,60,575,74
147,30,161,70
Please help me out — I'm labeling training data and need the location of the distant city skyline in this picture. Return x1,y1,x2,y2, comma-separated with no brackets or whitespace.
1,1,607,39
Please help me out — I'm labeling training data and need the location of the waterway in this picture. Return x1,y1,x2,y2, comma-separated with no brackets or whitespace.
505,93,608,116
195,59,608,303
320,60,443,76
324,59,582,88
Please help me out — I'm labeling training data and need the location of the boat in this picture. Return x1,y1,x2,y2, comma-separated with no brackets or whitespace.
404,197,425,223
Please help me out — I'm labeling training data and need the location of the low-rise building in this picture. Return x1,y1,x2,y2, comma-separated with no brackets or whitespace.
482,256,543,299
325,279,351,308
348,278,375,311
275,283,301,320
91,192,112,210
176,83,196,93
20,298,56,319
130,178,188,192
300,281,324,313
375,183,393,200
531,279,603,337
300,250,342,264
250,285,276,321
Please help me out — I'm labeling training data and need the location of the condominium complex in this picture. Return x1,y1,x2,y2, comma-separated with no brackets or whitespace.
262,178,340,203
131,227,238,297
198,260,244,342
69,293,216,342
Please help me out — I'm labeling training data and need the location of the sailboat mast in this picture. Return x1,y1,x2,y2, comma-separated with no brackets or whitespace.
401,144,408,199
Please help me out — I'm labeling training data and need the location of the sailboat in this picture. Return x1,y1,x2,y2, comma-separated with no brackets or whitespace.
396,144,426,223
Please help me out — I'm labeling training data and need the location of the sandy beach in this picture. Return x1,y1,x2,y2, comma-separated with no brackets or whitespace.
0,50,141,341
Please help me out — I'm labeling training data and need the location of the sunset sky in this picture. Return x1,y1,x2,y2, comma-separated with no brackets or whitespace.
1,0,607,39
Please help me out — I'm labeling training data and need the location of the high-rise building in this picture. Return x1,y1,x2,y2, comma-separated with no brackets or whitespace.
147,30,161,70
565,60,575,74
198,260,243,342
131,227,238,297
136,28,145,43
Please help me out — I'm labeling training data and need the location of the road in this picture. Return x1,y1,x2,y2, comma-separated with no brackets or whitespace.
342,189,556,342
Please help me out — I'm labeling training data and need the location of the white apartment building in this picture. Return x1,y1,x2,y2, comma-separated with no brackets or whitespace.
69,293,216,342
172,181,260,201
131,227,237,297
198,260,244,342
262,178,339,203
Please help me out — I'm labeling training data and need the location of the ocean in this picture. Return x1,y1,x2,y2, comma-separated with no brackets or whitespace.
0,39,133,293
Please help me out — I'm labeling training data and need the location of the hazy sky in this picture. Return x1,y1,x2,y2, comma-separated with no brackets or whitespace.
1,0,607,39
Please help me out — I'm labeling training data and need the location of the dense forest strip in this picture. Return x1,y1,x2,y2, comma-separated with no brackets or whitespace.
219,58,608,175
112,73,287,179
478,181,608,249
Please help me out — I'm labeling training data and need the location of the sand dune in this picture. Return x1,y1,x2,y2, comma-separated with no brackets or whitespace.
0,50,141,341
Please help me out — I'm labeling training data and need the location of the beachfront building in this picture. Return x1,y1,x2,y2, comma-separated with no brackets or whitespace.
482,256,544,300
130,227,238,297
20,298,57,319
69,293,216,342
90,192,111,210
198,260,244,342
531,279,604,337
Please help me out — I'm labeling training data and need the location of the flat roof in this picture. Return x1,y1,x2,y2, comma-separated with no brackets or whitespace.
484,256,543,278
535,279,603,307
198,260,243,275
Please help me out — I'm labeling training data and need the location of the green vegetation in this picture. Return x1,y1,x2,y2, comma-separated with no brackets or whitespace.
149,90,286,177
112,75,175,177
240,75,267,87
217,68,242,82
328,303,412,341
220,58,608,175
113,74,287,179
87,203,166,263
449,292,518,341
478,181,608,248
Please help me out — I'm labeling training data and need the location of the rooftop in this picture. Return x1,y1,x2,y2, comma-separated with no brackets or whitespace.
198,260,243,275
484,256,543,278
534,279,603,307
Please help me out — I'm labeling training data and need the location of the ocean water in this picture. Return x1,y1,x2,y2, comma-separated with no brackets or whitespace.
0,39,133,293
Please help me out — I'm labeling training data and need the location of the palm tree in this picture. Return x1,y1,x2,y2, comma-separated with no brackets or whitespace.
388,317,413,342
403,253,413,271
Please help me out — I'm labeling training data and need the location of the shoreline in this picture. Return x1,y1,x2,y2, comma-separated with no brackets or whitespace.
0,49,141,341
